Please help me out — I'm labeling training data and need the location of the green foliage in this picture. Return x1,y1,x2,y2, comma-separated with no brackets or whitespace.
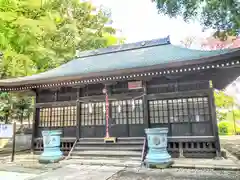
226,109,240,122
152,0,240,39
214,90,235,121
0,92,33,123
0,0,120,75
214,90,240,135
218,120,240,135
214,91,234,108
0,0,122,123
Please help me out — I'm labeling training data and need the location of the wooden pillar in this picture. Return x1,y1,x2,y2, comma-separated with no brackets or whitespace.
143,81,149,129
54,90,58,101
208,80,221,157
76,87,80,139
31,90,37,153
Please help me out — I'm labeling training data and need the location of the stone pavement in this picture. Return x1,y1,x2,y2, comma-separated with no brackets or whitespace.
27,165,123,180
172,158,240,170
0,171,37,180
109,167,240,180
220,135,240,160
0,148,239,180
1,165,239,180
62,157,240,170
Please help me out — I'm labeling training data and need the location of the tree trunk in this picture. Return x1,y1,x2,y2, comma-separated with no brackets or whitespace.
20,109,24,125
28,113,31,128
4,115,8,124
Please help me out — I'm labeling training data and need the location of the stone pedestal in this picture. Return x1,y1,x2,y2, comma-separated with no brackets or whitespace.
145,128,173,168
39,130,63,164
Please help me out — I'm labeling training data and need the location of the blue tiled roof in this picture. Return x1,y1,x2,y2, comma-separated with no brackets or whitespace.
0,37,239,85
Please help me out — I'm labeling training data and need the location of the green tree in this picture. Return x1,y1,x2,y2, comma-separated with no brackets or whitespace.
214,90,235,121
0,92,17,123
152,0,240,39
214,90,240,135
0,0,121,76
214,90,234,109
14,94,33,125
0,0,122,124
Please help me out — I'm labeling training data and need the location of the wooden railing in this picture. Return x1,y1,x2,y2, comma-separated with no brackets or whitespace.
65,139,78,160
141,137,147,165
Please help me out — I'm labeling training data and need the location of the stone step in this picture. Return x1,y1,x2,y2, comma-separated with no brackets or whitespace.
70,155,141,161
74,146,143,151
71,150,142,157
77,141,143,145
61,157,141,167
79,137,144,143
110,137,144,143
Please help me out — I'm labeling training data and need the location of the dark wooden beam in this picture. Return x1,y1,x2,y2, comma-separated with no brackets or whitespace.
36,100,76,108
147,89,210,100
208,85,221,157
72,84,86,88
31,93,37,153
134,76,152,81
167,136,216,142
142,81,149,129
102,81,118,86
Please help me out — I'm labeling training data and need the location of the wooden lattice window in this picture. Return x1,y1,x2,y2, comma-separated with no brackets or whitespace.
80,102,105,126
188,97,210,122
63,106,77,126
39,106,76,127
111,100,127,125
39,108,51,127
95,102,106,125
149,97,210,124
111,99,144,125
149,100,168,124
127,99,144,124
168,99,188,123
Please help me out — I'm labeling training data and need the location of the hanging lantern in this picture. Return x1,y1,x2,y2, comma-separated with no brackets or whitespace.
132,100,135,111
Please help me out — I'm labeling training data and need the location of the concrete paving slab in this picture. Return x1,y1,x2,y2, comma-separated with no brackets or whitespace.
61,158,140,167
220,135,240,160
0,164,239,180
172,158,240,170
0,171,37,180
109,167,240,180
61,157,240,170
29,165,124,180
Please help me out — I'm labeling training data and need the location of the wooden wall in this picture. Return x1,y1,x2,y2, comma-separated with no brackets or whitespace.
33,68,230,142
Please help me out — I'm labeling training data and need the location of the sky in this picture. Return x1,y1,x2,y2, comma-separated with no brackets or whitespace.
91,0,213,45
91,0,239,101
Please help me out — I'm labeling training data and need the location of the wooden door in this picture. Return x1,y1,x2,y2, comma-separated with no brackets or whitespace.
110,99,145,137
79,102,105,137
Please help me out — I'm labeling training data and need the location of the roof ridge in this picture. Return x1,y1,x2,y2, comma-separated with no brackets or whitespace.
76,36,171,58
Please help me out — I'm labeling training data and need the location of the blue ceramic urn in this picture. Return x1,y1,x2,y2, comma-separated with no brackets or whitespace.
39,130,63,163
145,128,172,168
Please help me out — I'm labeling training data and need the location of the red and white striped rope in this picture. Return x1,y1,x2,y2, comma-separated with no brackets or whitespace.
105,91,110,138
